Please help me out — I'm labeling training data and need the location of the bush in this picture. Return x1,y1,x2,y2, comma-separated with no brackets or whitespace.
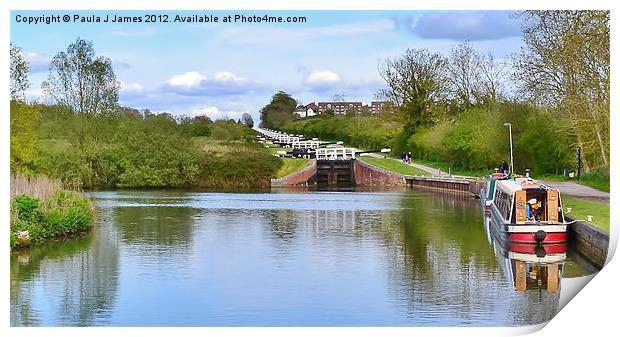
198,143,282,188
10,190,94,250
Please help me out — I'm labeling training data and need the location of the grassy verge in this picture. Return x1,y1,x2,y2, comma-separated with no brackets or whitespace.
10,189,95,251
276,158,311,178
359,156,430,176
561,195,610,232
409,158,490,177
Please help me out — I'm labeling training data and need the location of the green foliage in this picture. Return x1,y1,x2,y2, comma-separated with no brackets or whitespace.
198,143,282,188
407,123,452,162
442,107,503,170
259,91,297,129
281,114,400,151
10,42,30,101
10,191,94,250
42,37,119,114
112,114,200,188
578,171,610,192
10,102,41,176
11,101,274,189
515,109,574,174
12,195,42,223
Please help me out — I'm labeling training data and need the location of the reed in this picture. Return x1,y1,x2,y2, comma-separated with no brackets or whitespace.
10,174,63,200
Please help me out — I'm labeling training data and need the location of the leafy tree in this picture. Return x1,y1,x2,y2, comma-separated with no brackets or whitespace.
10,43,30,102
241,113,254,128
43,38,119,114
514,11,609,172
259,91,297,129
378,48,448,135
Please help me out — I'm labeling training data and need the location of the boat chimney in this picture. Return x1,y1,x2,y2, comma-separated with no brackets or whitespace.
525,168,531,178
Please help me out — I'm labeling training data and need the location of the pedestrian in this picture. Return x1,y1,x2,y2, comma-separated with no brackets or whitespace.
407,152,412,164
501,160,509,175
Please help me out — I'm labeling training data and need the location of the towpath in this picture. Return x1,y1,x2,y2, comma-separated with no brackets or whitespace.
365,153,609,201
538,181,609,202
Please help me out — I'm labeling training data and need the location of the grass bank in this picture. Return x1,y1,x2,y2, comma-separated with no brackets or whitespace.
10,175,95,251
561,195,609,232
359,156,429,176
276,158,311,179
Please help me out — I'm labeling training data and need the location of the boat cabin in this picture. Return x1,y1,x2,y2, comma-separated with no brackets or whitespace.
493,178,564,225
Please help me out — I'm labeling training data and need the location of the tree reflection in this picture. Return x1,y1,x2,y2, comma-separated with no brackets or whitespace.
10,209,120,326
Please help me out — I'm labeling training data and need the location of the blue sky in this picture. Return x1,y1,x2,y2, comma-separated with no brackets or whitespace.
11,10,524,122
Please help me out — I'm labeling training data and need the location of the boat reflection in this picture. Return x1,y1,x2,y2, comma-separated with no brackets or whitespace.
484,214,565,295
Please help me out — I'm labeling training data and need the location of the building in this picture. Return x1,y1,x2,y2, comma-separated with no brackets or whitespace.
370,101,390,114
317,101,363,115
305,102,317,117
294,105,307,117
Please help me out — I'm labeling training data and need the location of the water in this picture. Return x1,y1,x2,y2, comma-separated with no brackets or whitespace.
10,188,599,326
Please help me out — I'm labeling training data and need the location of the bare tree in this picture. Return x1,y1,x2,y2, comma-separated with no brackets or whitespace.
42,38,119,114
447,41,508,109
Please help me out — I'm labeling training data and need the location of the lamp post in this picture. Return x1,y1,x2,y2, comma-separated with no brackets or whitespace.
504,122,514,175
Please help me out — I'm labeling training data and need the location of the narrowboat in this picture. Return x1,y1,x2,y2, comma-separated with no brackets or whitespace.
480,172,510,213
488,177,569,244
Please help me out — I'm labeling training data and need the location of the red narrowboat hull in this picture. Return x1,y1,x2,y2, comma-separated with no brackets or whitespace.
508,232,567,244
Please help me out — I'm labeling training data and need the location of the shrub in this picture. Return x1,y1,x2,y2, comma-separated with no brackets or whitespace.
10,190,94,250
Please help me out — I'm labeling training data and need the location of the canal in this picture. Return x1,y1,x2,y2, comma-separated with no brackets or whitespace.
10,188,600,326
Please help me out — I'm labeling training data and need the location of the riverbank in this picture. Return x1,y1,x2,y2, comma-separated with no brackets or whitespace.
10,175,95,251
11,102,282,190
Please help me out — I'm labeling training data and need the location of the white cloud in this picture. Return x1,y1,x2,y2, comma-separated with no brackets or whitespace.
304,70,341,86
168,71,207,89
24,52,49,73
165,71,262,96
190,105,246,120
120,81,144,93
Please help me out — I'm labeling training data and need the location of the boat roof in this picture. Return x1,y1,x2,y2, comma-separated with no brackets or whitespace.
495,177,559,195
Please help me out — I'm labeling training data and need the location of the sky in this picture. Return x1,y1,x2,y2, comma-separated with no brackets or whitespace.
10,10,525,122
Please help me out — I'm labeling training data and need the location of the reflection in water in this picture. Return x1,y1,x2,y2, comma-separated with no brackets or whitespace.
10,208,120,326
10,189,600,327
483,214,566,324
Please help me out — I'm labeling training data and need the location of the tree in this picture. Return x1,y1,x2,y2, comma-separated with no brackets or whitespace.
447,41,478,108
378,48,448,135
10,43,30,101
514,11,609,171
241,113,254,128
42,38,119,114
447,41,507,111
259,91,297,129
10,102,40,175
